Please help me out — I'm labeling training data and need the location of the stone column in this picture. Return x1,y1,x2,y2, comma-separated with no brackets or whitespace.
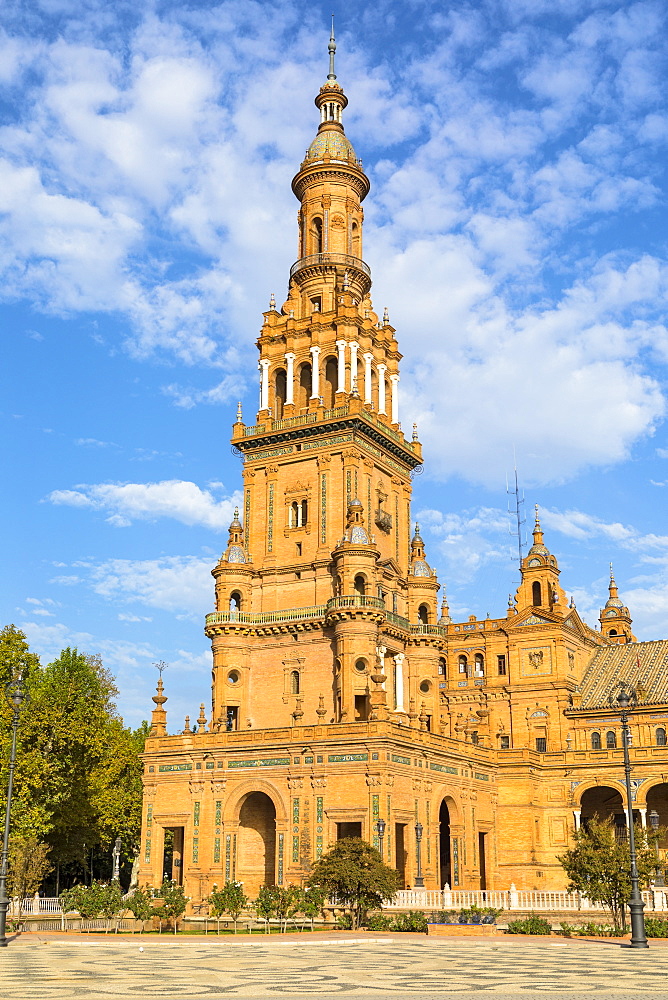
259,359,270,412
639,807,647,828
349,341,359,392
284,352,295,405
363,353,373,404
390,373,400,424
394,652,405,712
336,340,347,393
573,809,581,831
377,364,387,414
310,346,321,400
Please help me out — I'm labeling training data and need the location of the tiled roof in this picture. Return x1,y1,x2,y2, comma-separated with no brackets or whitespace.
577,640,668,710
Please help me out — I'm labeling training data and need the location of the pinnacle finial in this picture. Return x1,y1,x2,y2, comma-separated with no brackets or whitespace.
236,400,243,423
610,561,615,582
534,504,540,528
383,306,389,325
269,292,276,310
328,15,337,80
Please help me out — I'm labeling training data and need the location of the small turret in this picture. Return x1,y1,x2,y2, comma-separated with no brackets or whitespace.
221,507,246,564
599,564,635,644
515,505,566,615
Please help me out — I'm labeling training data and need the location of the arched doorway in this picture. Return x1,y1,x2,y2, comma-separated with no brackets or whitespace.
580,785,626,836
439,800,451,888
238,792,276,893
646,783,668,850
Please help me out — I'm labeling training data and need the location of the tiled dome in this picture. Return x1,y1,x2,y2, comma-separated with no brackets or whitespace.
412,560,431,577
307,130,356,162
226,545,246,564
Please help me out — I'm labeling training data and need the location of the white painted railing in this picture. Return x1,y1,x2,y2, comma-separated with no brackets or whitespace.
383,886,668,913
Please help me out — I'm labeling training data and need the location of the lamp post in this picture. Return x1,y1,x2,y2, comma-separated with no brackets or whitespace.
0,670,26,947
648,810,664,888
376,819,386,860
615,685,648,948
112,837,122,883
414,822,424,888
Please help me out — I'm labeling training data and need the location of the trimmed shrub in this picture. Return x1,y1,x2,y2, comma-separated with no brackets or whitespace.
506,913,552,935
644,918,668,938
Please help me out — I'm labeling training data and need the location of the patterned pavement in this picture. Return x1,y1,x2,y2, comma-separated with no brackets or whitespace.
2,933,668,999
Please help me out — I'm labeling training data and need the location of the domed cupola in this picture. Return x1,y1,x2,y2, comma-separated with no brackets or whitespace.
527,507,550,559
343,497,371,544
221,508,246,564
515,505,567,615
599,564,635,644
410,523,432,577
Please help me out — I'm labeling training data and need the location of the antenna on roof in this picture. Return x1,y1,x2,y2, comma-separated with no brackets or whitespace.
328,14,337,80
507,452,526,573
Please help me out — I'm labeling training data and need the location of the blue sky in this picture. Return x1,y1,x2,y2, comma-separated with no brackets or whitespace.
2,0,667,729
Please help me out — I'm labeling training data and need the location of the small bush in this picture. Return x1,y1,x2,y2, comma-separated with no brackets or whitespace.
335,912,353,930
560,921,618,937
506,913,552,935
644,918,668,938
391,910,428,933
366,913,394,931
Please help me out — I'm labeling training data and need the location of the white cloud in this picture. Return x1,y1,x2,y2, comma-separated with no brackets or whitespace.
89,555,214,616
47,479,241,530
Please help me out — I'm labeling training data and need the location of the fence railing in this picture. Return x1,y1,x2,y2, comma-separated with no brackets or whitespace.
383,886,668,913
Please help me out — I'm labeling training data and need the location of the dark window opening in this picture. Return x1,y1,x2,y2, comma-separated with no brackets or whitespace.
497,654,507,675
226,706,239,732
354,694,370,721
337,822,362,840
290,670,300,695
606,730,617,749
418,604,429,624
535,737,547,752
591,732,602,749
532,581,542,607
657,728,667,747
500,735,510,749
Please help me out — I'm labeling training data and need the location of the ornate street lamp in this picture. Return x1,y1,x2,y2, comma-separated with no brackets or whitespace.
376,818,386,860
648,810,664,888
0,669,27,947
612,684,648,948
112,837,122,883
414,821,425,888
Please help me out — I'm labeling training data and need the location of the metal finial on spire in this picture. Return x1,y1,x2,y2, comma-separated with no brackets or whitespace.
269,292,276,310
328,15,337,80
236,400,243,423
534,503,540,528
610,561,615,581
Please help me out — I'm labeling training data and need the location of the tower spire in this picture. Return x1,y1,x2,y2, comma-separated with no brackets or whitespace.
328,15,336,80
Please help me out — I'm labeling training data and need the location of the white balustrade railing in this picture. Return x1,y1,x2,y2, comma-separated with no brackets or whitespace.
382,886,668,913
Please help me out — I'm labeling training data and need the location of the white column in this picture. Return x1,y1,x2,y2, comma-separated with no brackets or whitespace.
390,373,400,424
573,809,581,831
336,340,347,393
363,353,373,404
639,807,647,828
284,352,295,405
394,653,405,712
349,341,359,393
259,359,270,412
310,346,321,399
377,363,387,414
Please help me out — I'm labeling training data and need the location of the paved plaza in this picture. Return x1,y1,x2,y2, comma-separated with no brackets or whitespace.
3,933,668,1000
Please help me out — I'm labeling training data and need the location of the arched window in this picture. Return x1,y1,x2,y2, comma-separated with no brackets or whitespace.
301,499,308,525
289,501,299,528
657,728,667,747
290,670,300,695
474,653,484,676
609,629,618,636
606,730,617,749
229,592,241,617
354,575,366,596
351,220,360,257
312,216,323,254
418,604,429,624
471,732,479,746
591,732,601,750
323,356,337,409
274,368,287,419
532,581,542,607
298,363,312,410
458,655,468,675
438,658,446,676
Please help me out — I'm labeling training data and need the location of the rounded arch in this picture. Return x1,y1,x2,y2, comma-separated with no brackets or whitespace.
351,219,361,257
435,793,463,889
323,354,337,409
274,367,286,419
311,216,323,254
229,591,242,614
290,670,300,694
354,574,367,596
646,782,668,851
417,603,429,625
590,731,602,750
223,778,288,826
298,362,312,410
579,784,626,832
532,580,542,607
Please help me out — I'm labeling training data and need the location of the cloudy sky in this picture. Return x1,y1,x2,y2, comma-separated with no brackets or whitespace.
2,0,667,727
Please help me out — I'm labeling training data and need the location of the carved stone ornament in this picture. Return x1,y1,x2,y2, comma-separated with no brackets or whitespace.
212,781,227,795
365,773,382,786
287,775,304,790
528,649,544,668
384,774,395,787
311,774,327,788
143,784,157,799
189,781,205,795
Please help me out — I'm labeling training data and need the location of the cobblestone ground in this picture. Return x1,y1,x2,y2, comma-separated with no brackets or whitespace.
2,933,668,1000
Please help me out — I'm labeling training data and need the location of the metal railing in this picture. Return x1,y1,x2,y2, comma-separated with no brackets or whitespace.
290,253,371,282
205,606,326,627
326,595,386,613
411,624,448,636
385,610,410,630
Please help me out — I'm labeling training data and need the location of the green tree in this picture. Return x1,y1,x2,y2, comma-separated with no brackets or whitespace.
0,634,145,888
7,836,52,918
296,884,327,932
254,884,277,933
59,880,123,931
307,838,402,930
154,878,187,934
208,880,248,933
558,815,659,933
124,885,155,932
